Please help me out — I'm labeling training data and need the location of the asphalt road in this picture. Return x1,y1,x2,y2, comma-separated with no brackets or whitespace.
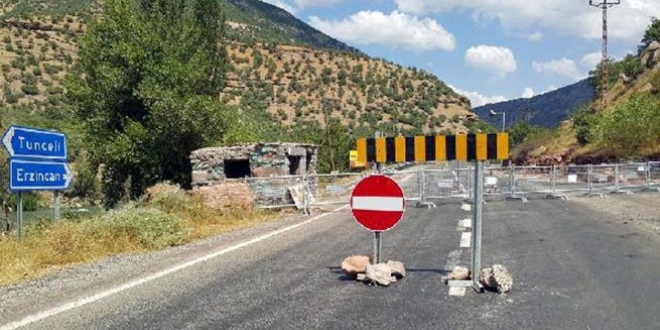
2,196,660,329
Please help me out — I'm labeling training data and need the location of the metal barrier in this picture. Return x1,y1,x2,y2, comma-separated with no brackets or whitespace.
649,162,660,191
307,172,365,208
387,170,422,202
239,161,660,213
423,168,470,200
245,175,306,210
614,163,647,193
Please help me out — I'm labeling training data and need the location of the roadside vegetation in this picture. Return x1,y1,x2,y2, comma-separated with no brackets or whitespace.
0,183,273,286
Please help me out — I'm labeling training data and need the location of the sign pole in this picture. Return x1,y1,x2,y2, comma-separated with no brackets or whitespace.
17,191,23,240
374,131,383,264
471,160,484,291
54,191,61,221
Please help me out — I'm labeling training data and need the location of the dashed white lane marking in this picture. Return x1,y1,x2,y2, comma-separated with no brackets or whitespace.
449,286,466,296
460,232,472,248
456,218,472,231
461,203,472,211
0,205,351,330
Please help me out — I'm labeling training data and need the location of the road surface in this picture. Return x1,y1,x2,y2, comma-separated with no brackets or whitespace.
2,195,660,329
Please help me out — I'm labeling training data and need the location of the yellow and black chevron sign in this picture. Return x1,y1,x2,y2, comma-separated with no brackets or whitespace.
356,133,509,163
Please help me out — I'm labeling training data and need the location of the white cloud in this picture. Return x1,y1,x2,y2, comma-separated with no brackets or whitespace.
293,0,344,8
450,85,508,108
308,11,456,51
580,52,602,69
395,0,660,42
522,87,535,98
532,58,586,80
261,0,297,14
528,31,543,41
464,45,517,77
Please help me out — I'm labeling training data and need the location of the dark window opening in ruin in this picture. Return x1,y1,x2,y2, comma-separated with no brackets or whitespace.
288,156,301,175
224,159,251,178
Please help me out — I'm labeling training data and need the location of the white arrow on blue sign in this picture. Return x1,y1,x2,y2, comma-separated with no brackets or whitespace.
9,159,74,192
2,125,67,160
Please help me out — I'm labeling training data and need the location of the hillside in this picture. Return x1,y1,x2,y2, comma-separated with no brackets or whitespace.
474,78,595,129
511,37,660,165
0,0,478,138
224,42,476,133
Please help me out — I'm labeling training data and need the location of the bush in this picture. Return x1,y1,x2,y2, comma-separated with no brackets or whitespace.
595,94,660,156
21,84,39,95
98,205,189,249
651,71,660,95
10,192,39,212
572,104,598,146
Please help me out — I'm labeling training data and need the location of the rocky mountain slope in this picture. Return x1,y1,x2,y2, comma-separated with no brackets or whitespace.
0,0,479,139
511,39,660,165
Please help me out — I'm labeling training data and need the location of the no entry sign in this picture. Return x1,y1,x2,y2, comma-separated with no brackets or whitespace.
350,175,406,232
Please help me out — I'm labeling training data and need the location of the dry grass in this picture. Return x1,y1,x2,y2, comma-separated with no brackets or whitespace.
0,183,278,287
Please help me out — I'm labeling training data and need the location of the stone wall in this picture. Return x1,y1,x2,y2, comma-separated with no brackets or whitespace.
189,142,318,207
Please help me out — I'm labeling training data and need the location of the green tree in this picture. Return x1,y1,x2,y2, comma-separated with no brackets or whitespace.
641,17,660,49
621,54,645,81
65,0,229,209
572,103,598,146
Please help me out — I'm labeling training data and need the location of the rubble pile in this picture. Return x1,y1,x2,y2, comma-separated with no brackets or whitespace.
341,256,406,287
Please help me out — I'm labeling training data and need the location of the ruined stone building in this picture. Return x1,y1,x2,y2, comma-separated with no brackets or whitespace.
190,143,318,208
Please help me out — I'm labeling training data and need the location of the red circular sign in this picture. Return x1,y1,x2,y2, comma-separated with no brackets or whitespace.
350,175,406,232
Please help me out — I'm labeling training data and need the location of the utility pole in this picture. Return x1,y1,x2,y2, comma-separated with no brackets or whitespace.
589,0,620,109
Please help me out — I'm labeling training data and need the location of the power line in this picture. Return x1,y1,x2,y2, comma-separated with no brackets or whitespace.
589,0,620,109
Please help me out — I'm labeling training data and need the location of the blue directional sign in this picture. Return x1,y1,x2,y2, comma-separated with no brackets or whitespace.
2,125,67,160
9,159,73,192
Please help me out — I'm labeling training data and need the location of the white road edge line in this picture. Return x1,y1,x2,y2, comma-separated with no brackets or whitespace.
0,205,350,330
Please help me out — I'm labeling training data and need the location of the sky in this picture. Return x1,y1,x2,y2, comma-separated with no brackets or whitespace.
259,0,659,108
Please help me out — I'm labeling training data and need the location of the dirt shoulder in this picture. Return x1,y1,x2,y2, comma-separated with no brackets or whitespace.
569,193,660,236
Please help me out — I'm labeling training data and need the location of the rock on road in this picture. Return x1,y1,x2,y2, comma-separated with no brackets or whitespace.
2,194,660,330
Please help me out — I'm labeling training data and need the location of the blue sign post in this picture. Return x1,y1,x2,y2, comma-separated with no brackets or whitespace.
2,125,72,239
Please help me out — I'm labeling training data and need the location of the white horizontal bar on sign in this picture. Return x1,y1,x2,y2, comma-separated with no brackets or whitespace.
351,197,404,212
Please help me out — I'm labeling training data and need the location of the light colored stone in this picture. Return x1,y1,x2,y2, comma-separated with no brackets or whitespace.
341,255,371,277
641,41,660,68
479,264,513,293
491,264,513,293
365,263,394,286
386,260,406,279
446,266,470,281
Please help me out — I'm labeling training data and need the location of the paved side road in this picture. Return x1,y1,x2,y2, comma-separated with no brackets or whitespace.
2,195,660,329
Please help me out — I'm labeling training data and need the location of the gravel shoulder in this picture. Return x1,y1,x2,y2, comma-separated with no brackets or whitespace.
569,193,660,236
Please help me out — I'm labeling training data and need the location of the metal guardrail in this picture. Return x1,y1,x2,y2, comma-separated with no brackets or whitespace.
236,161,660,213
